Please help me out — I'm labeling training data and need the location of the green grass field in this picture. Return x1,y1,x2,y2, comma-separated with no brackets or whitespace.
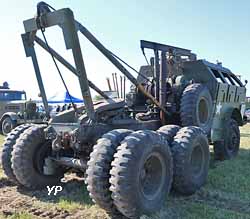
0,125,250,219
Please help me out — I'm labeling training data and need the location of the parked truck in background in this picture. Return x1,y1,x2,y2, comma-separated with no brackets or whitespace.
0,82,46,135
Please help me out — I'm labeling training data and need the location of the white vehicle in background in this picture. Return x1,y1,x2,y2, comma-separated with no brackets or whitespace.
244,109,250,122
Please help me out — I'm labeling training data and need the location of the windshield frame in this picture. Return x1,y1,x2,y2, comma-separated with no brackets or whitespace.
0,90,27,101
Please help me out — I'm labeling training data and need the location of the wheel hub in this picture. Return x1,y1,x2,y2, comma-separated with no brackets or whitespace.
190,144,204,177
33,141,54,175
2,118,12,134
139,152,166,201
198,98,209,125
228,129,238,152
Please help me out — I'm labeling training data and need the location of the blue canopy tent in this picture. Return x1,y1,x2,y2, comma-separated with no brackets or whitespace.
48,91,84,104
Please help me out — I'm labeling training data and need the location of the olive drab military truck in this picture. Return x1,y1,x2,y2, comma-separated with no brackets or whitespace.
1,2,247,219
0,82,46,135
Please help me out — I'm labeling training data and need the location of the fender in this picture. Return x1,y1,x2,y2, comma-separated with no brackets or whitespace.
231,108,244,126
211,107,243,143
0,112,19,124
0,112,19,133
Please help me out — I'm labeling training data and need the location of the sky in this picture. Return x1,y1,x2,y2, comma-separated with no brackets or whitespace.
0,0,249,100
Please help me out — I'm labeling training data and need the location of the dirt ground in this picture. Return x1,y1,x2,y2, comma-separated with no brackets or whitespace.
0,125,250,219
0,174,110,219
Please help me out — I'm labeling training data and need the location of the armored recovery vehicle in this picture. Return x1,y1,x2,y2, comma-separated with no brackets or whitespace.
1,2,246,218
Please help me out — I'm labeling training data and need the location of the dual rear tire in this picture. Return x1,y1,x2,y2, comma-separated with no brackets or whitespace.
1,125,64,189
86,126,210,218
85,129,133,216
109,130,173,218
158,125,210,195
86,129,173,219
1,124,32,183
172,126,210,195
11,125,64,189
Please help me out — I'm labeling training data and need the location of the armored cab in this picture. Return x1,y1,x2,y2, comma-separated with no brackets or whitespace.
128,43,246,160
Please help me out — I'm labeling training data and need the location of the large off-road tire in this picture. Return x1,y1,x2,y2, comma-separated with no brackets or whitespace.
1,116,17,136
172,126,210,195
213,119,240,160
11,125,64,189
157,125,180,146
180,83,213,134
86,129,133,216
110,130,173,219
1,124,32,183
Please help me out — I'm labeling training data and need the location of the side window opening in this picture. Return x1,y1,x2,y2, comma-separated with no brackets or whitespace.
221,72,235,85
210,69,225,83
230,74,242,87
0,91,26,101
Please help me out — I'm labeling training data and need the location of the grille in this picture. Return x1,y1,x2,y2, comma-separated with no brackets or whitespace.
5,105,20,111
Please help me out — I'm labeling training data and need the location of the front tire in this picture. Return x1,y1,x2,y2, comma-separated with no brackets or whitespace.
214,119,240,160
11,125,64,189
180,83,213,134
110,130,173,219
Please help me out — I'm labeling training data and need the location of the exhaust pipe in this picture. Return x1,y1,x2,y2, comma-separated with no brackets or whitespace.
115,73,119,98
159,51,167,124
112,73,116,92
106,77,112,91
120,75,123,99
123,76,126,100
